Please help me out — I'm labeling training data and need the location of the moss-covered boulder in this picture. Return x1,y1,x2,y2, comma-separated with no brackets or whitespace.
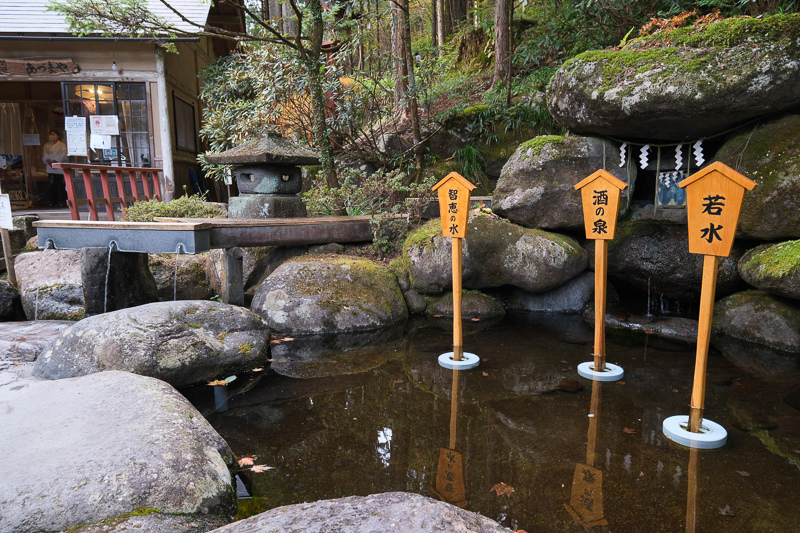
604,220,742,301
493,135,633,230
426,290,506,320
716,114,800,240
739,240,800,299
251,255,408,334
713,290,800,352
403,215,588,295
149,253,215,301
547,14,800,140
33,301,271,387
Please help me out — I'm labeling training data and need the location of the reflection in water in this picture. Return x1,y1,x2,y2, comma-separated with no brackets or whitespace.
192,314,800,532
432,367,467,507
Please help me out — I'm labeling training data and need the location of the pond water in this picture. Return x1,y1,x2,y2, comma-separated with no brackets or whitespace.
186,314,800,532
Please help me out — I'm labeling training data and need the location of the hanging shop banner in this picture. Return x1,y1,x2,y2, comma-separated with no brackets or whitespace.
0,58,79,76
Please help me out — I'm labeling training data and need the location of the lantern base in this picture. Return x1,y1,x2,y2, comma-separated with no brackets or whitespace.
662,415,727,449
577,361,624,381
438,352,480,370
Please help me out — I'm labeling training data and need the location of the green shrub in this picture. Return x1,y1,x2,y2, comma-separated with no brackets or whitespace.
124,191,225,222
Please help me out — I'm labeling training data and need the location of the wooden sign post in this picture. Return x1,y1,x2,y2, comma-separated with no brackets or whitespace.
432,172,479,370
663,161,757,449
0,187,17,286
574,170,628,381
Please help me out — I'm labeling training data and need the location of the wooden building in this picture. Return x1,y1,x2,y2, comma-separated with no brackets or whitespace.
0,1,242,208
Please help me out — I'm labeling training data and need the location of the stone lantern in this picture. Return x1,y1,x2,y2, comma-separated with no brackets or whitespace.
204,128,320,219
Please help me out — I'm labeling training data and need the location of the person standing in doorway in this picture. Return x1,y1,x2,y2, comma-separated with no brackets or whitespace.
43,129,68,207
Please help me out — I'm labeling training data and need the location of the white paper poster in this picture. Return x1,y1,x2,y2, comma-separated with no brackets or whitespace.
89,115,119,135
0,194,13,230
90,134,112,149
67,129,88,156
22,134,40,146
65,116,86,131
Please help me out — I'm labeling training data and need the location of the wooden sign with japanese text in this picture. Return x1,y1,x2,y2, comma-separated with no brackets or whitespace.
564,463,607,528
574,170,629,240
678,162,757,257
432,172,476,239
432,448,466,507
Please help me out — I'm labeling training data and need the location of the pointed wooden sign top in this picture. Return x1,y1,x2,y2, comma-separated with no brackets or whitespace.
678,161,757,257
433,172,476,239
574,169,629,240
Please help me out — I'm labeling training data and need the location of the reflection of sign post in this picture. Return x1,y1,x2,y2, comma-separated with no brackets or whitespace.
565,379,607,528
663,162,757,449
433,367,467,507
432,172,479,369
574,170,628,381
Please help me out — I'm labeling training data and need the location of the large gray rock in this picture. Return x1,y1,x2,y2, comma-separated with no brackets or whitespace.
0,320,74,362
0,371,236,533
68,513,228,533
716,114,800,240
604,220,742,301
251,256,408,335
508,271,595,313
493,135,633,230
426,290,506,320
151,252,216,301
14,250,85,321
0,279,20,320
208,492,511,533
713,290,800,352
34,301,271,387
81,247,159,316
739,240,800,299
547,14,800,140
404,215,588,295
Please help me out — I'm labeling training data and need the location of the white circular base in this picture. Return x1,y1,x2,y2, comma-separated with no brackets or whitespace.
662,415,727,449
577,361,624,381
438,352,480,370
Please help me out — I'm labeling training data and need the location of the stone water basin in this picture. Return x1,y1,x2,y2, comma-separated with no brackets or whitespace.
185,313,800,532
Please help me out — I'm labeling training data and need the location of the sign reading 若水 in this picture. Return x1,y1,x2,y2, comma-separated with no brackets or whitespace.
678,161,757,257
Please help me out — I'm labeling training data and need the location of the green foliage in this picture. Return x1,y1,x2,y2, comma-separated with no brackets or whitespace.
303,168,436,258
124,191,225,222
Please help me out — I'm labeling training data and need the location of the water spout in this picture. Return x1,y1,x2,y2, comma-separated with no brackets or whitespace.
645,278,653,318
174,243,185,302
104,241,118,314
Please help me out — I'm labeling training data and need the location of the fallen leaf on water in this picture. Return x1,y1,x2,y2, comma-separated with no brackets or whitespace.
617,381,626,385
482,372,489,377
12,361,22,366
282,337,295,342
250,465,274,473
560,360,568,364
736,471,750,477
623,427,637,434
208,380,228,386
672,389,679,393
266,358,274,362
718,505,736,517
513,530,529,533
251,368,263,372
639,471,645,477
270,339,282,344
490,482,515,497
433,314,443,318
238,455,255,467
471,318,480,321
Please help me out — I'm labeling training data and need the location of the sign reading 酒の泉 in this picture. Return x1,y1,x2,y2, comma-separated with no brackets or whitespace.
432,172,476,239
574,169,629,240
678,161,757,257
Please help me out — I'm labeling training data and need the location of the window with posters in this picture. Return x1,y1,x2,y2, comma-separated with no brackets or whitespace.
62,83,152,167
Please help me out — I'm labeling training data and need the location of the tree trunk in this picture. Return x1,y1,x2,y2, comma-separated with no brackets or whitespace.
436,0,447,57
431,0,438,47
392,0,408,109
305,0,338,190
492,0,510,87
402,0,425,179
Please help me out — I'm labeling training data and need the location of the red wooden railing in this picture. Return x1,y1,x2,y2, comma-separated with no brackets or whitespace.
54,163,163,221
